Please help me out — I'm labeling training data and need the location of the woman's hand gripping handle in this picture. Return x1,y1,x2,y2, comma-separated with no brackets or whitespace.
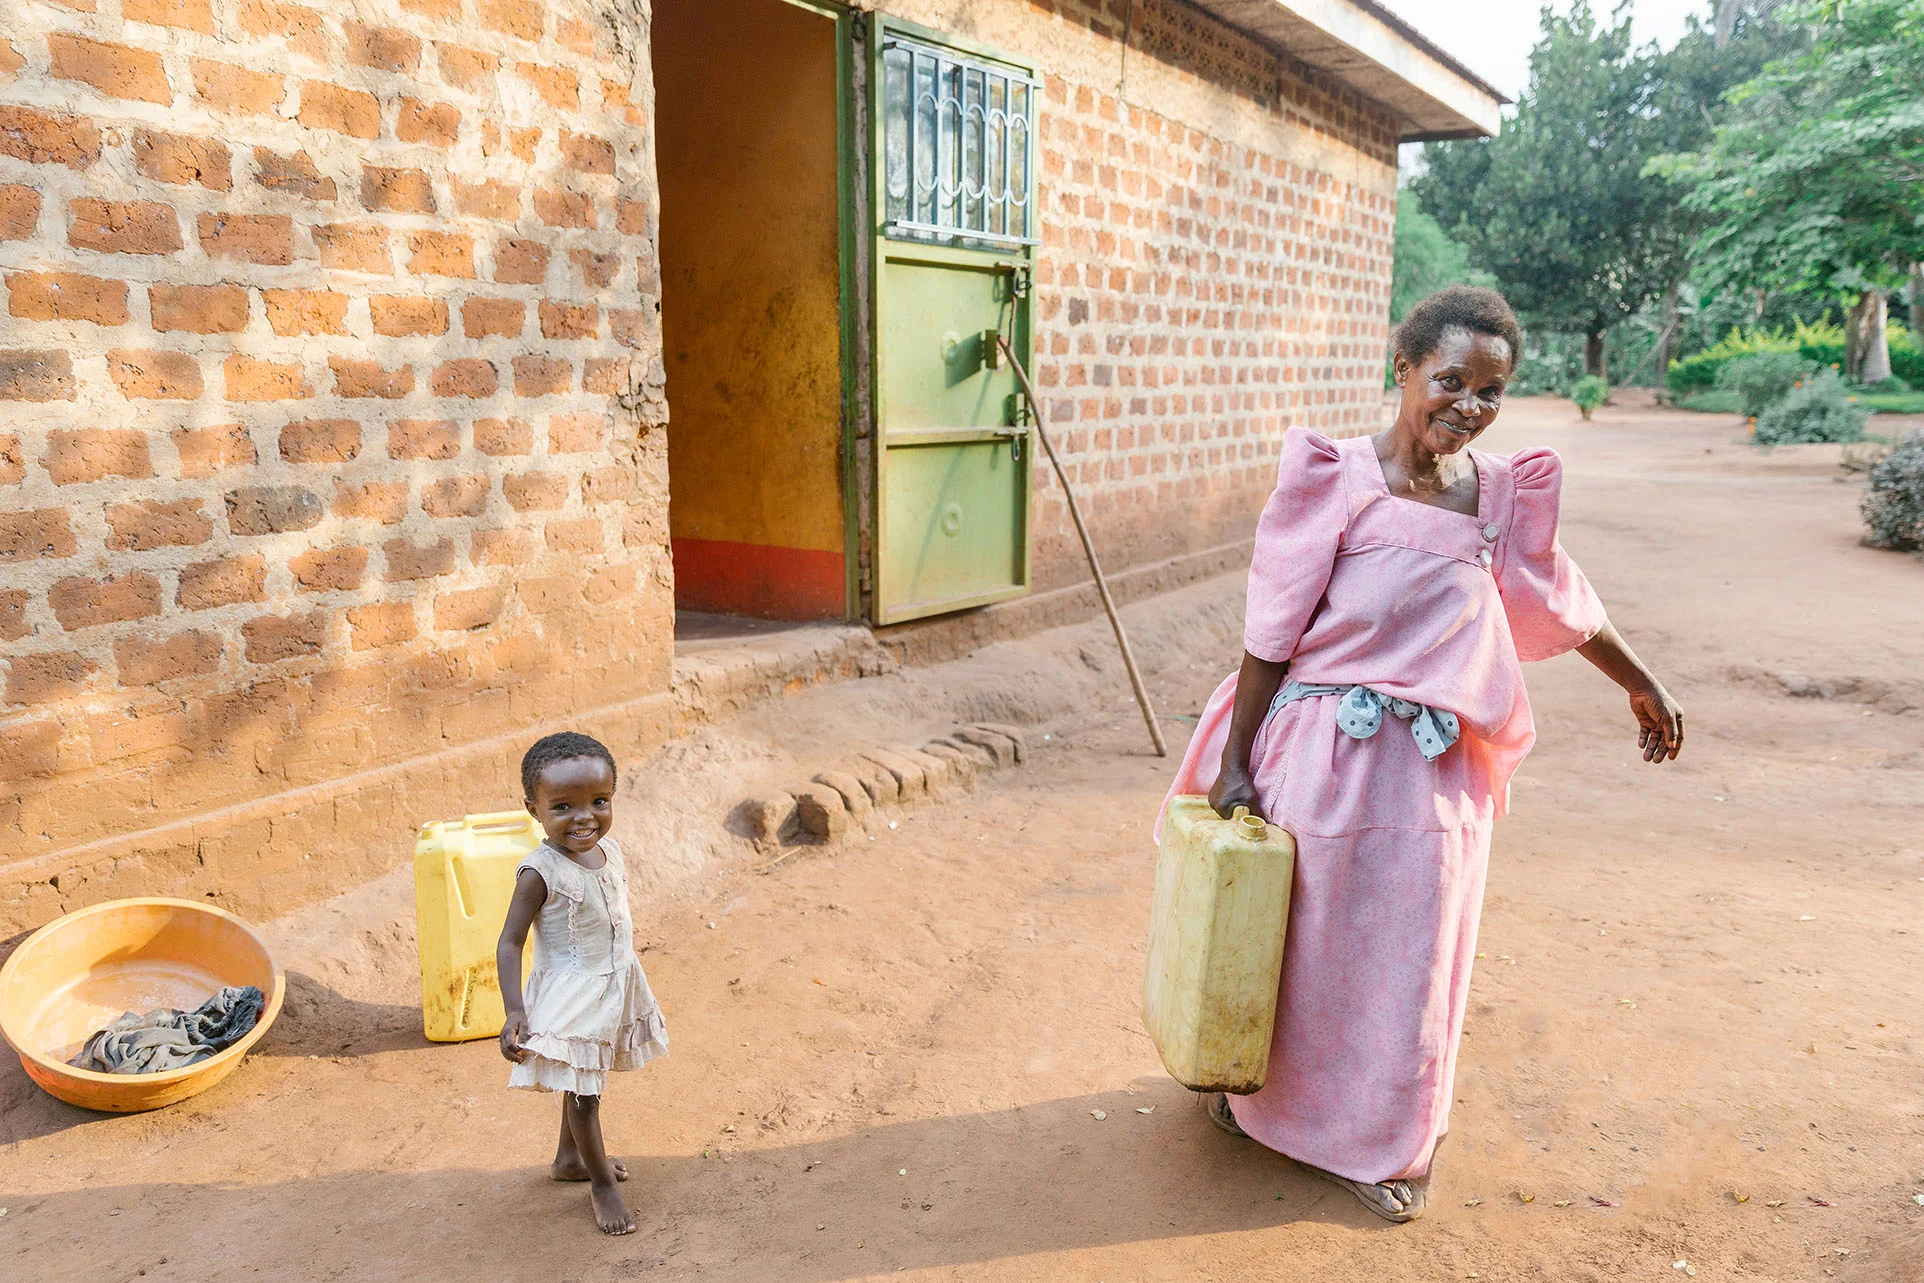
1211,651,1290,819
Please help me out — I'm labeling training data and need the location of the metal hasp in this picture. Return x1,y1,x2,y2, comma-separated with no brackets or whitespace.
870,22,1038,624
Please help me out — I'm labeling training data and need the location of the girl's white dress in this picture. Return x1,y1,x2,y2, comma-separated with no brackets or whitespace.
508,838,669,1096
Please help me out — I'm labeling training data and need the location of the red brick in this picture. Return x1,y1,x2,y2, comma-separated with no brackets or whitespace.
471,528,534,566
115,630,222,684
133,130,231,190
48,35,172,105
557,17,597,55
539,301,597,340
402,0,461,18
0,590,27,643
107,349,202,400
431,359,496,398
479,0,543,41
224,353,311,402
0,434,19,486
508,128,539,163
387,417,461,459
461,297,523,338
453,180,518,220
172,423,256,477
512,355,570,397
636,247,660,292
50,572,162,630
603,79,645,127
472,417,531,455
254,149,337,201
348,600,416,650
436,45,499,89
124,0,214,32
6,271,128,325
105,498,214,550
290,545,368,591
191,60,285,116
0,350,76,401
242,610,328,663
330,357,415,399
409,231,474,278
225,485,325,535
581,465,634,504
534,187,595,229
383,536,456,580
0,106,101,169
0,185,39,240
397,98,460,145
515,62,577,109
561,131,615,175
346,22,421,72
544,518,602,554
0,38,22,76
434,585,505,631
150,283,249,334
609,308,650,348
298,82,380,140
570,248,620,289
333,479,407,524
615,198,649,236
279,418,360,463
264,288,349,336
503,471,567,511
198,213,293,265
421,474,491,517
362,167,435,215
6,652,97,705
583,357,629,395
177,553,266,608
547,412,606,453
46,429,152,485
0,509,78,562
69,200,181,255
314,224,390,273
370,295,449,337
237,1,324,59
493,238,549,285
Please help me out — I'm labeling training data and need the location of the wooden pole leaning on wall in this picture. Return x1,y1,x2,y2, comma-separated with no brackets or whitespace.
998,334,1168,758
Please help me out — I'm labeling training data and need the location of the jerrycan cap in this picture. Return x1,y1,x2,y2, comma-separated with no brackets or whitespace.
1230,807,1267,841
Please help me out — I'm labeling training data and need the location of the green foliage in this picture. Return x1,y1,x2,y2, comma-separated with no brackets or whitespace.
1571,375,1608,419
1510,331,1588,397
1389,190,1494,325
1752,368,1869,444
1715,350,1817,418
1666,319,1924,392
1676,390,1744,414
1666,327,1800,393
1861,431,1924,551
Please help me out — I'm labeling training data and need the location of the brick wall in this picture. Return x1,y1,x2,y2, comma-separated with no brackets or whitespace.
0,0,670,934
876,0,1400,595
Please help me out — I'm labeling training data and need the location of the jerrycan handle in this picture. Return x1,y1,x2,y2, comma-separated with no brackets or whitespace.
1228,806,1267,841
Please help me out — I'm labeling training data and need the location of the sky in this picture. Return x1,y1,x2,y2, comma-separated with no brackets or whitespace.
1376,0,1708,102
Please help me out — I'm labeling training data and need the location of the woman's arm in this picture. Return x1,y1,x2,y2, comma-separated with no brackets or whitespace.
495,868,546,1062
1210,651,1290,818
1576,619,1684,763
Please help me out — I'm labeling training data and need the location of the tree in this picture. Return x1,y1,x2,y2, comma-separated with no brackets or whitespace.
1389,190,1493,324
1651,0,1924,382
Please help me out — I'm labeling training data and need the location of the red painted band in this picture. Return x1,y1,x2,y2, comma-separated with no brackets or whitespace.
670,536,845,620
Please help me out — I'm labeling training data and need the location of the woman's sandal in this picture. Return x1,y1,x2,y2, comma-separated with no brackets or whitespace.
1206,1092,1249,1138
1297,1162,1427,1223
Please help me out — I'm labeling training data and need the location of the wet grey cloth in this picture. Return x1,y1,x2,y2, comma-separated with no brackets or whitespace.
67,985,266,1075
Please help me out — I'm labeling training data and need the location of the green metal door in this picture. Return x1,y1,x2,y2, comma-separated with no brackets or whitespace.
870,24,1037,625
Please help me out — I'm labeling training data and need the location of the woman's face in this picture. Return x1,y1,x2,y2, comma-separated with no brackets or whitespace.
1393,326,1514,455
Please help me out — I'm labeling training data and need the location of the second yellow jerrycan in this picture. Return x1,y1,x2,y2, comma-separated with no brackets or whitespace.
1142,795,1297,1094
413,810,541,1042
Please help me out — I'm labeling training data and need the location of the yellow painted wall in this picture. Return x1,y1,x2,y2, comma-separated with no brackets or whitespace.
655,0,845,559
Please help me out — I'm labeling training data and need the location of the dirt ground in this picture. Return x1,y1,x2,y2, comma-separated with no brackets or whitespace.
5,398,1923,1282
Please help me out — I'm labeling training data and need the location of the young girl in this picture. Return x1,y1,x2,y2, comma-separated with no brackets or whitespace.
497,731,669,1235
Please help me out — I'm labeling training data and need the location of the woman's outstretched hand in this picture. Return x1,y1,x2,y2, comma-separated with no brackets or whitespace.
1210,766,1264,819
1628,682,1684,763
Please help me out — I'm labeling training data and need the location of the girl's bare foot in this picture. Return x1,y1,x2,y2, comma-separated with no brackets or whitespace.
554,1103,628,1180
590,1180,636,1236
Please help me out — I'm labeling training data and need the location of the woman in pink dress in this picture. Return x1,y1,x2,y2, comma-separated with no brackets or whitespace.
1161,287,1684,1222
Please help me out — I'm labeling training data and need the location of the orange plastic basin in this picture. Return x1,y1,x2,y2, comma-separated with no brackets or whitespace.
0,897,284,1112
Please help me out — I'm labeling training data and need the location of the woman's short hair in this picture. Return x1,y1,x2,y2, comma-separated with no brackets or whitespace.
521,730,617,799
1392,286,1522,371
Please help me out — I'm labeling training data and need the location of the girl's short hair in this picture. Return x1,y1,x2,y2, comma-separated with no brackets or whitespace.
1392,286,1522,371
521,731,617,799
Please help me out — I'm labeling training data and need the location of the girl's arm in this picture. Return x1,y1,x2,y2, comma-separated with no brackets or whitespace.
496,868,547,1063
1576,619,1684,763
1210,651,1290,818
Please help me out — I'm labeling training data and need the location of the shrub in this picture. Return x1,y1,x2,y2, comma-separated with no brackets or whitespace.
1666,327,1798,394
1716,350,1817,418
1570,375,1607,420
1861,431,1924,551
1752,368,1869,445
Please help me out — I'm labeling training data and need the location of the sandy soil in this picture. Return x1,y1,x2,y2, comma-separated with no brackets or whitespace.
4,398,1922,1282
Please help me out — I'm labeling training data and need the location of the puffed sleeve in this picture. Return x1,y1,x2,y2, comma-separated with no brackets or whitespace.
1242,429,1347,663
1498,447,1607,662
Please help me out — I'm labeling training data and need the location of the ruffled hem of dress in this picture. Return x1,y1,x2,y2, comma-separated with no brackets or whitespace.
519,1009,669,1074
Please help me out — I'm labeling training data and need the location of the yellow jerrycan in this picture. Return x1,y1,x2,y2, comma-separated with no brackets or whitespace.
1142,795,1296,1094
413,810,541,1042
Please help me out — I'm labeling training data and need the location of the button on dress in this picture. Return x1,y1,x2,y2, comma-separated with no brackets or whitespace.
1160,429,1606,1184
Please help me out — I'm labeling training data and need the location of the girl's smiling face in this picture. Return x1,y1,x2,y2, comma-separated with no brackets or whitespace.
527,755,615,856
